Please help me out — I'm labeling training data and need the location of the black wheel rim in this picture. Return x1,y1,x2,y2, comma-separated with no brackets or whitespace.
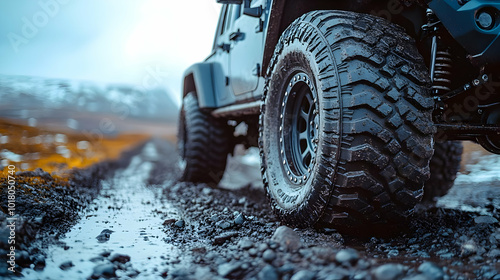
280,72,319,185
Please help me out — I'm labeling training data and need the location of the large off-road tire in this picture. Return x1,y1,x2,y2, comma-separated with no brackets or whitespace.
259,10,435,231
178,93,233,185
422,141,463,202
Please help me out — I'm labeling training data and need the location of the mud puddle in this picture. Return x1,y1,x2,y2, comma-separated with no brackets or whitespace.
22,143,183,279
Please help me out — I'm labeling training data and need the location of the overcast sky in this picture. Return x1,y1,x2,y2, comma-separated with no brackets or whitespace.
0,0,221,105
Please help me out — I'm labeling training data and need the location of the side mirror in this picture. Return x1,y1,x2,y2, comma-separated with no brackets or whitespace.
216,0,262,18
216,0,243,4
243,0,262,18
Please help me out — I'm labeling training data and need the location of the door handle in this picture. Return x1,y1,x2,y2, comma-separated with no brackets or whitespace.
229,30,243,41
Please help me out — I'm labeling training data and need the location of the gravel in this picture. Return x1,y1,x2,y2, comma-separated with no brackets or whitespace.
4,139,499,279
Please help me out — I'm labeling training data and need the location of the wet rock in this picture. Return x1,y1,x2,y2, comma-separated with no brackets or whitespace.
216,220,232,229
213,231,238,245
387,249,399,257
335,248,359,265
91,264,116,279
16,250,31,268
487,248,500,259
258,243,269,252
32,254,46,271
169,267,190,278
248,248,258,257
373,264,404,280
278,263,296,274
263,249,277,262
100,251,111,258
59,260,74,271
163,219,176,226
238,238,254,250
460,240,477,257
234,213,245,225
474,216,498,224
211,214,221,223
418,262,444,280
258,265,278,280
217,262,241,277
490,232,500,245
271,226,302,251
110,253,131,264
174,220,185,228
291,270,316,280
96,229,114,243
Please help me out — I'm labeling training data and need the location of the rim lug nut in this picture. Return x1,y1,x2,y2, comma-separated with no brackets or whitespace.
283,160,286,164
287,171,290,175
290,176,293,181
310,121,313,126
298,179,302,184
303,175,307,180
294,178,297,182
307,168,311,172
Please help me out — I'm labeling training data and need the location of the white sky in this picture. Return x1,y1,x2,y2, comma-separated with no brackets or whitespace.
0,0,222,105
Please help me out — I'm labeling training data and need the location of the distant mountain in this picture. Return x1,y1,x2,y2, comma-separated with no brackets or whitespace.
0,74,179,133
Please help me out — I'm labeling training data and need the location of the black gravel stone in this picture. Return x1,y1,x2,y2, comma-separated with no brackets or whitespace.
290,270,316,280
335,248,359,265
262,249,277,262
418,262,444,280
96,229,114,243
91,264,116,279
59,261,74,271
258,265,278,280
110,253,131,264
373,264,404,280
271,226,302,251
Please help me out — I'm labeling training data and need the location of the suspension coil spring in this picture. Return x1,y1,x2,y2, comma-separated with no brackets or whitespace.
432,49,453,95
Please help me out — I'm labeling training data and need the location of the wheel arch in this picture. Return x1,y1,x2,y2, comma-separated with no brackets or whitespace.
262,0,427,73
182,63,218,109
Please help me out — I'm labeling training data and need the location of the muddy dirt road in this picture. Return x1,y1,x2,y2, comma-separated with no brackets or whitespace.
7,139,500,279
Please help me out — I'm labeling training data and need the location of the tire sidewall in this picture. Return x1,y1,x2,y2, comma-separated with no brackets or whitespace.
262,40,340,226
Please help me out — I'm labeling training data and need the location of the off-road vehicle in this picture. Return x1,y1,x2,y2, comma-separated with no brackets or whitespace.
177,0,500,231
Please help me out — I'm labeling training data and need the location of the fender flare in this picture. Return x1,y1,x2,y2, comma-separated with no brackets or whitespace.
182,63,218,109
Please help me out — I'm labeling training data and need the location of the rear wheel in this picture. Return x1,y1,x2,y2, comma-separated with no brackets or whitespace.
422,141,463,202
178,93,233,185
259,11,435,231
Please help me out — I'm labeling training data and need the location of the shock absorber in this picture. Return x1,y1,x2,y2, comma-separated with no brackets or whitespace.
432,49,453,95
426,9,453,96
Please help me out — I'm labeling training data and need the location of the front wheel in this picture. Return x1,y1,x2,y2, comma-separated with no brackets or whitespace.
259,10,435,231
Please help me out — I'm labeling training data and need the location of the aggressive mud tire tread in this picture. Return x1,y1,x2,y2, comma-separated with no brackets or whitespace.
259,10,435,231
179,93,232,185
422,141,463,202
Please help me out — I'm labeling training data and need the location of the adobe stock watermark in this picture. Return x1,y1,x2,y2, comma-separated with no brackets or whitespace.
370,0,403,22
7,0,71,53
5,165,17,273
